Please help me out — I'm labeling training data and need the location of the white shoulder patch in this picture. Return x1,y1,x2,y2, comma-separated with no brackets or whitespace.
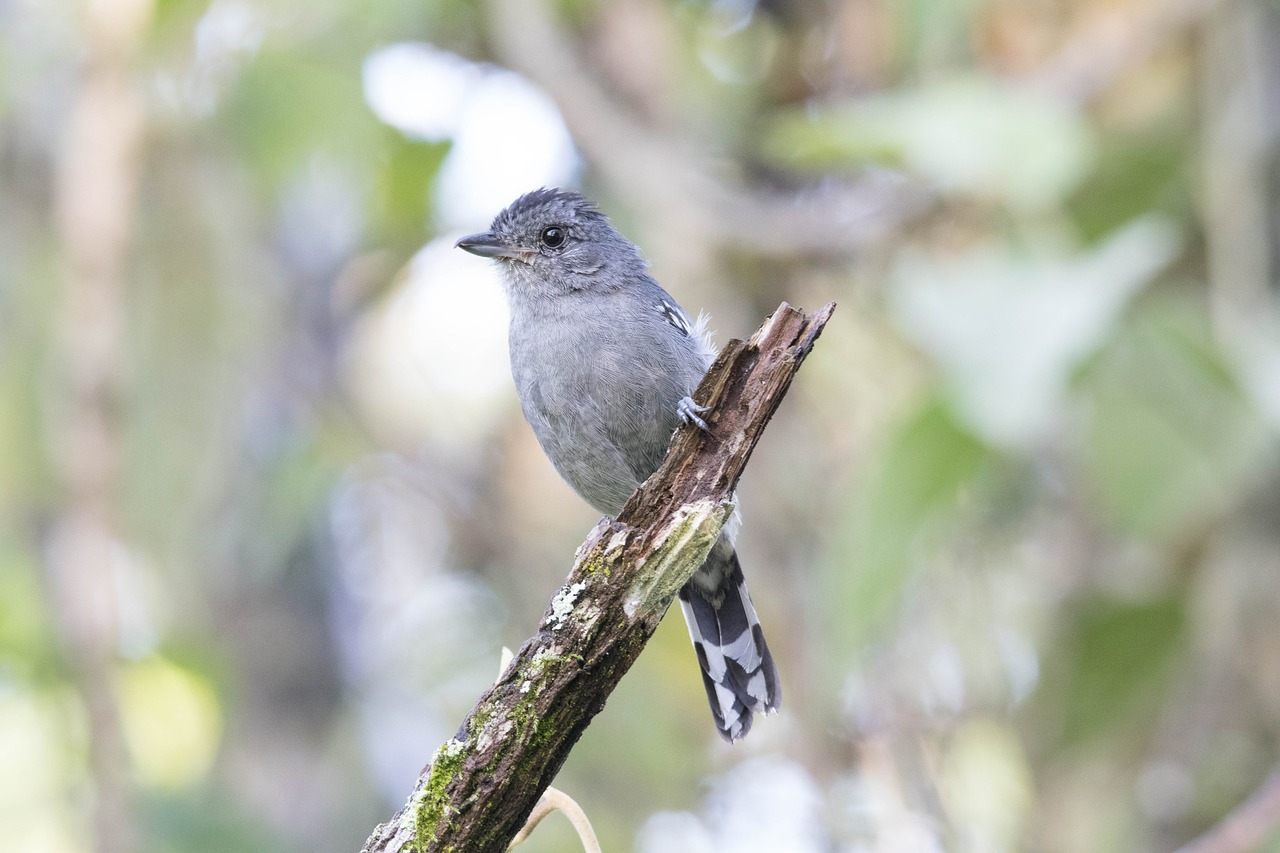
655,299,693,336
655,300,718,368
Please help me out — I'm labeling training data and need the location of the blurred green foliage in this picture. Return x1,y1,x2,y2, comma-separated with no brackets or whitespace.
1056,596,1187,748
825,399,990,659
1080,303,1266,539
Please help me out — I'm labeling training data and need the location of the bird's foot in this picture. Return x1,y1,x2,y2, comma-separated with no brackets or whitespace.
677,396,711,432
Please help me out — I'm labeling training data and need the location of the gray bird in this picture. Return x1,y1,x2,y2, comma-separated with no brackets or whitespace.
456,188,780,741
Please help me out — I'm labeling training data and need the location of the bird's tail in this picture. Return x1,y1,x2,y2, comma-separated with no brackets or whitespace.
677,537,780,741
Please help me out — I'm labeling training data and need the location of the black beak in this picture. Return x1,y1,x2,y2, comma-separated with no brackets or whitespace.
455,231,518,259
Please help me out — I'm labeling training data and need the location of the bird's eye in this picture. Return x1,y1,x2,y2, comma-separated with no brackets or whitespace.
540,226,566,249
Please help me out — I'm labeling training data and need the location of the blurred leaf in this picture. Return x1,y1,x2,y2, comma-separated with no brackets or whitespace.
1067,128,1191,243
0,241,57,507
694,6,782,87
371,130,449,250
116,656,223,791
236,437,347,579
763,76,1096,209
1054,598,1186,747
149,0,217,53
0,689,79,852
896,0,980,70
823,397,990,659
1188,734,1278,842
0,337,50,506
144,790,289,853
942,718,1033,848
0,540,55,677
892,218,1179,447
222,50,384,192
1078,302,1266,539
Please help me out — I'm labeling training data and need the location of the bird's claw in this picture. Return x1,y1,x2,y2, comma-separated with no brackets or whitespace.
678,396,711,432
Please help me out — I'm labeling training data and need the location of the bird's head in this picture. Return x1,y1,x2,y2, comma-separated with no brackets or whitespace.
455,188,647,297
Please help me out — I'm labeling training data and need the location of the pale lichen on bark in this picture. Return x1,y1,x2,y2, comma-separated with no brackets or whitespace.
624,499,733,619
549,582,587,629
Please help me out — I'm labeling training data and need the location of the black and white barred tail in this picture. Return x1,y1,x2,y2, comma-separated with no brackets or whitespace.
677,534,780,741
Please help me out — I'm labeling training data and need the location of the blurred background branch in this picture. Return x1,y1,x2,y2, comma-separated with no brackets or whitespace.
1198,0,1274,341
46,1,155,852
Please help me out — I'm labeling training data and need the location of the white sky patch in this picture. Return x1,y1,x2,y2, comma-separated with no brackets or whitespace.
639,757,828,853
156,0,265,117
1237,333,1280,430
362,42,579,230
436,70,578,228
194,0,263,63
995,625,1040,705
344,235,511,451
637,812,716,853
362,42,480,140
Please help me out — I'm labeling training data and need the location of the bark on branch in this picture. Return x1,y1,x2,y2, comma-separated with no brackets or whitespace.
361,301,835,853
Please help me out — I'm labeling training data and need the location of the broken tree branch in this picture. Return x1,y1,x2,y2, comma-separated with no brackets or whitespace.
360,301,835,853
